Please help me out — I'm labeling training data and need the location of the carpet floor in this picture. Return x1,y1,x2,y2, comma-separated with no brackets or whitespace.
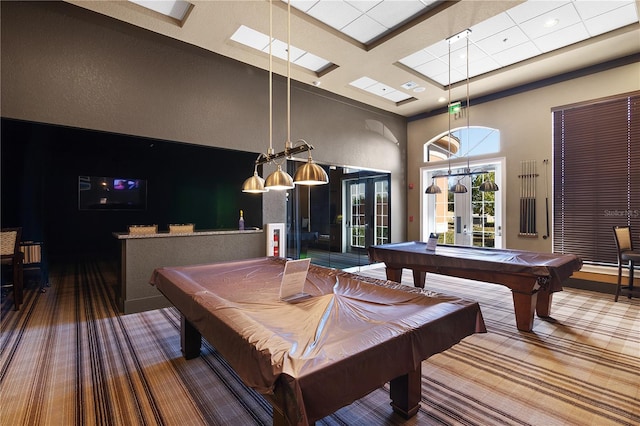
1,258,638,425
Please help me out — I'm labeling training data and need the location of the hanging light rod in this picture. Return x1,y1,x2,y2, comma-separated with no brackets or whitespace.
431,167,493,179
253,140,315,166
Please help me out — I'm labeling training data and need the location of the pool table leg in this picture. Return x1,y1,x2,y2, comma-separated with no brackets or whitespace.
385,267,403,283
384,267,426,289
181,316,202,359
389,365,421,419
412,270,426,289
535,288,553,317
511,290,539,332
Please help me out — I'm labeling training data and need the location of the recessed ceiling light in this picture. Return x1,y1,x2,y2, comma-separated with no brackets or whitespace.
544,18,559,28
413,87,426,93
437,96,447,103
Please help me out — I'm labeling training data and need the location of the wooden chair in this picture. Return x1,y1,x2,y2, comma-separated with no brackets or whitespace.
1,227,24,310
612,226,640,302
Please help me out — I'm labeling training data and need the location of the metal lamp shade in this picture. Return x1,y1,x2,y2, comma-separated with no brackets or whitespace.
425,183,442,194
451,182,468,193
479,180,499,192
294,160,329,186
265,165,294,190
242,172,268,193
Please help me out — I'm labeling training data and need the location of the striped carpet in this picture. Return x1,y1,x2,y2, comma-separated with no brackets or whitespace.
1,259,639,425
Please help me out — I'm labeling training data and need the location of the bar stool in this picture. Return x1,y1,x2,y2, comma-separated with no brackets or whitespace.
612,226,640,301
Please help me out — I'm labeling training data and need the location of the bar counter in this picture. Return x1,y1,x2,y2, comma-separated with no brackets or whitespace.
113,229,265,313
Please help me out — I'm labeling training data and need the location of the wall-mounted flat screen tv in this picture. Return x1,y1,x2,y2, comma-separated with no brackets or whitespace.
78,176,147,210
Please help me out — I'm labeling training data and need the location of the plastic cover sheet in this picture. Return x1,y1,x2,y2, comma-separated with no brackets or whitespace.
369,241,583,291
150,257,485,424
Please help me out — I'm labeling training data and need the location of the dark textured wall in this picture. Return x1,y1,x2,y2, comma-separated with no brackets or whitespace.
1,118,263,257
0,1,407,258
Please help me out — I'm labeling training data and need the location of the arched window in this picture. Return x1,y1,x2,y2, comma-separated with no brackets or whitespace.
424,126,500,163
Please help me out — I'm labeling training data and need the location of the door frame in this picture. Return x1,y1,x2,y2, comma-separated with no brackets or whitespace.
421,157,505,248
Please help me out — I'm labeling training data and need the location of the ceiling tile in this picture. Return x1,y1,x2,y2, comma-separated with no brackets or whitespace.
383,90,412,102
366,82,396,96
399,49,436,69
305,0,361,31
506,1,570,25
365,0,426,28
345,0,383,14
582,3,639,37
231,24,333,74
294,52,330,72
492,41,541,67
572,0,634,21
269,39,305,62
424,40,450,59
431,67,466,86
341,14,387,43
518,3,582,40
350,76,378,90
414,58,449,81
129,0,191,21
287,0,318,13
469,12,516,42
468,56,502,78
474,25,529,56
231,25,270,51
533,21,590,53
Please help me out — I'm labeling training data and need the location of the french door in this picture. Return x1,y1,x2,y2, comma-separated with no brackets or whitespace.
345,177,389,252
422,160,503,248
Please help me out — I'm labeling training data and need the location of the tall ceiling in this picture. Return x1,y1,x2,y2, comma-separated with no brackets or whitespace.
66,0,640,118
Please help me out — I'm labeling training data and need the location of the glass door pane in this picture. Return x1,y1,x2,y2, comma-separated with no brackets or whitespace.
348,182,366,249
374,179,389,245
471,171,497,247
287,163,390,270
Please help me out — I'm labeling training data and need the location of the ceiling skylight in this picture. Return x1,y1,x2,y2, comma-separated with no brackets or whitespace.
230,25,332,74
399,0,639,86
129,0,192,21
349,77,413,103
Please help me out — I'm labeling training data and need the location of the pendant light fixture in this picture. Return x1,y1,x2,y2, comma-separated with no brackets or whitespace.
425,29,498,195
243,0,327,193
242,0,274,194
450,30,470,194
265,0,294,191
283,0,327,188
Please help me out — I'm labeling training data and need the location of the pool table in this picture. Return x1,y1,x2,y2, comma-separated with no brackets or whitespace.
150,257,485,425
368,241,582,332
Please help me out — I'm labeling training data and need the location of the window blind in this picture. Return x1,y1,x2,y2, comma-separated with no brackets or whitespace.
552,92,640,265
